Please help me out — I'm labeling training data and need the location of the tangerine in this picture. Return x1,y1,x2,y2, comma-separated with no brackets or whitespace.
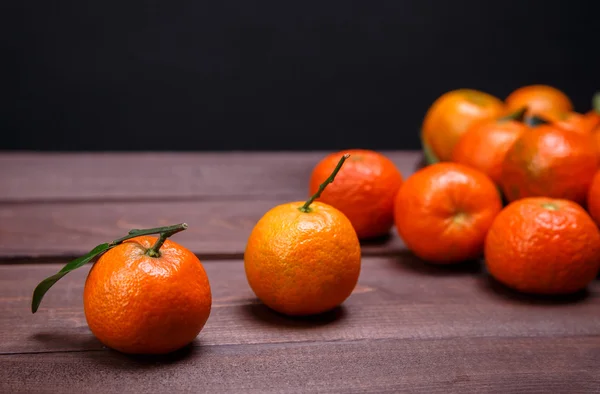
393,162,503,264
589,93,600,155
421,89,505,163
308,149,403,239
83,235,212,355
586,170,600,227
505,84,573,116
485,197,600,294
500,124,598,205
452,107,528,185
245,154,361,316
536,109,598,134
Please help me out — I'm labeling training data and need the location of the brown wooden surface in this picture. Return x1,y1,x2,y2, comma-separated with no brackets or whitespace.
0,151,422,203
0,199,406,259
3,337,599,394
1,151,599,393
4,259,600,355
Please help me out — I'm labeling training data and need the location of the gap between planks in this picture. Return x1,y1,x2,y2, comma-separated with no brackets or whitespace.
0,151,425,204
1,336,599,394
0,198,407,259
2,332,600,357
2,258,599,355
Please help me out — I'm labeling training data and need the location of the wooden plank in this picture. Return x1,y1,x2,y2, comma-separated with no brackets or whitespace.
1,337,599,394
0,151,423,203
1,257,599,354
0,199,405,258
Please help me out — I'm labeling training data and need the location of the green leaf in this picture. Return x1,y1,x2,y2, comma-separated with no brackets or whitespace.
499,106,527,123
524,114,549,127
421,137,440,166
593,92,600,114
31,243,113,313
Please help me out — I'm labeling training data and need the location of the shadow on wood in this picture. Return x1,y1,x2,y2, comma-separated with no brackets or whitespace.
389,251,483,277
414,154,428,171
30,331,203,366
30,331,101,352
477,274,591,306
240,302,347,328
359,233,392,247
96,342,201,369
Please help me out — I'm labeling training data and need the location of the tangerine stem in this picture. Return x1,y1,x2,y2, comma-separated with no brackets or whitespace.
524,114,549,127
299,153,350,213
110,223,188,246
499,106,527,122
146,223,188,257
593,92,600,114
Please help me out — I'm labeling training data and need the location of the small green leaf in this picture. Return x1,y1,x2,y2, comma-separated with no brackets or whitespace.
499,106,527,123
524,115,549,127
31,243,113,313
421,137,440,166
593,92,600,114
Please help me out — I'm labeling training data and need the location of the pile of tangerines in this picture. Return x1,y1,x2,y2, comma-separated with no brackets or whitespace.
247,84,600,323
32,85,600,356
416,85,600,293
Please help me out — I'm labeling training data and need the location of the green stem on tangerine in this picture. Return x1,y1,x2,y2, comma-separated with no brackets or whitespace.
499,106,527,123
111,223,187,246
593,92,600,114
145,223,188,257
299,153,350,213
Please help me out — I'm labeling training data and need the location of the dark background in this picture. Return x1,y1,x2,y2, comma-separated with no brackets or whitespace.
2,1,599,151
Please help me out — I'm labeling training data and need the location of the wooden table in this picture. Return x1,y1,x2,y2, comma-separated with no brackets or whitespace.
1,151,599,393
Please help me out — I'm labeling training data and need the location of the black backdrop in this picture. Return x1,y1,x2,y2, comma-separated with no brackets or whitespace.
2,1,599,151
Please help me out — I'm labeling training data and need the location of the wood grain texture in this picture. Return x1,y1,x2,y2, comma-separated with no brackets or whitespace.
2,257,599,354
1,336,599,394
0,199,406,258
0,151,423,203
3,151,600,393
